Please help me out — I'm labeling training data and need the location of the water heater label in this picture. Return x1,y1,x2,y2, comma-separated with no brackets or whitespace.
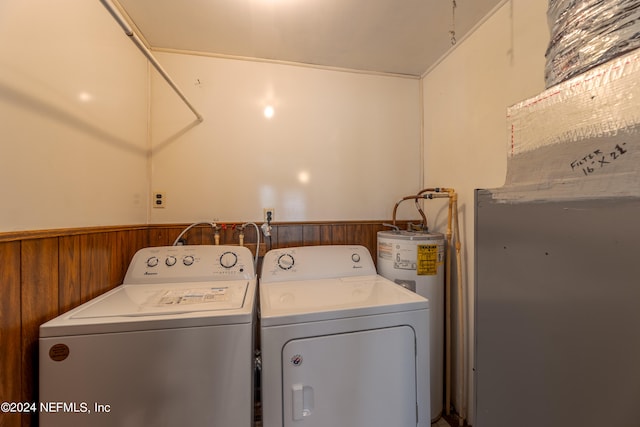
391,243,417,270
378,242,393,260
417,244,441,276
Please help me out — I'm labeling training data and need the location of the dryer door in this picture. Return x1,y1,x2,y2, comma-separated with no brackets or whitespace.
282,326,417,427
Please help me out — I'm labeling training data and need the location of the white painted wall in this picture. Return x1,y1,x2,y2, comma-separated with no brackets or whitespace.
1,0,421,231
421,0,549,422
149,53,422,223
0,0,149,232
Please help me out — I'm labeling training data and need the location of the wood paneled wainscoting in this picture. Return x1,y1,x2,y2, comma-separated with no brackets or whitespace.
0,220,412,427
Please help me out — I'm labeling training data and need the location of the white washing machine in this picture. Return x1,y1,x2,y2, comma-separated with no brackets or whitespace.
39,245,257,427
259,245,430,427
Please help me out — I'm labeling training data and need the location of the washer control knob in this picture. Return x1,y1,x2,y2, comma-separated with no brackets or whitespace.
220,251,238,269
165,256,177,267
183,255,195,266
277,254,295,270
352,253,361,263
146,256,159,267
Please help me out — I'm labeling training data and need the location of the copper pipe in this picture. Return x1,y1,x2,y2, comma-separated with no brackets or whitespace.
391,195,428,228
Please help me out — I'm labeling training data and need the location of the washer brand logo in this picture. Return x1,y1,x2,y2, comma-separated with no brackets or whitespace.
49,343,70,362
352,265,363,269
290,354,303,367
144,272,158,275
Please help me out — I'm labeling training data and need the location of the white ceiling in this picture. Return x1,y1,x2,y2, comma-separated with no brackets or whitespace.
115,0,504,77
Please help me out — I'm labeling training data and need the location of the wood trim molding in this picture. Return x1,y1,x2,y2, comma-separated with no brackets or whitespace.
0,225,150,243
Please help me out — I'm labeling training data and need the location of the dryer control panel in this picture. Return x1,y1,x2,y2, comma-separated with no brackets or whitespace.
260,245,376,283
123,245,255,284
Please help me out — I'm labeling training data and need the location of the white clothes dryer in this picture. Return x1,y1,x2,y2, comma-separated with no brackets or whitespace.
39,245,257,427
259,245,430,427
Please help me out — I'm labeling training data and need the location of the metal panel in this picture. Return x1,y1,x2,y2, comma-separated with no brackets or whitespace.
475,189,640,427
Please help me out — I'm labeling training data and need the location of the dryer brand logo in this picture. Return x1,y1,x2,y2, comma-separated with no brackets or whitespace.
290,354,303,367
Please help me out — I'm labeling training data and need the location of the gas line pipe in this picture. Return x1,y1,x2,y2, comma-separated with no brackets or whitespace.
390,188,466,426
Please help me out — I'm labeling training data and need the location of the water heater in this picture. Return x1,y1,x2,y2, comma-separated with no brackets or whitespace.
377,230,445,421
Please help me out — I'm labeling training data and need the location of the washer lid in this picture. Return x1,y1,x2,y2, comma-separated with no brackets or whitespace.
72,281,248,318
259,275,428,327
40,280,255,337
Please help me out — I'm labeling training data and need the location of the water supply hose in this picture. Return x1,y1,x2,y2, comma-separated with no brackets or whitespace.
172,222,260,271
172,222,219,246
241,222,261,271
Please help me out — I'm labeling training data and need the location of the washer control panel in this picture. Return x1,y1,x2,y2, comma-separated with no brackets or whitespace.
124,245,255,284
260,245,376,283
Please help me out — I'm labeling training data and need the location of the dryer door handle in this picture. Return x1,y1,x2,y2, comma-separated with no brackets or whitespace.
292,384,314,420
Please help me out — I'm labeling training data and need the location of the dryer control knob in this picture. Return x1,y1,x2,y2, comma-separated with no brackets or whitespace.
183,255,195,266
277,254,295,270
165,256,177,267
352,253,361,263
146,256,159,267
